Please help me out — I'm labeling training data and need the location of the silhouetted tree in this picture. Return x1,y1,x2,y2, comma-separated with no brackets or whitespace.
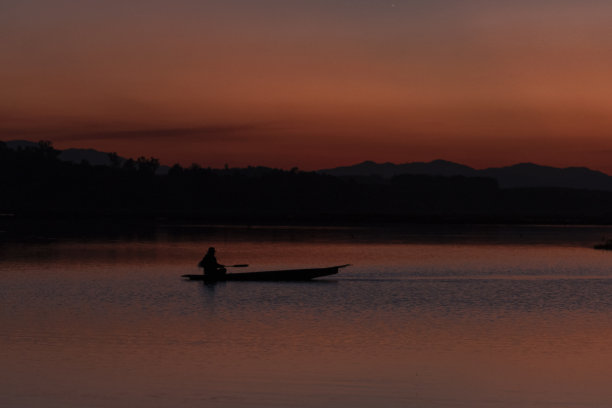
168,164,184,176
137,156,160,174
123,158,136,171
35,140,59,159
2,142,612,224
108,152,121,168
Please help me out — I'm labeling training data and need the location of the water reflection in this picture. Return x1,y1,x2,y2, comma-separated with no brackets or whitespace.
2,225,612,407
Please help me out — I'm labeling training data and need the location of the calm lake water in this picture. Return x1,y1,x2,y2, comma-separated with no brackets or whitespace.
2,224,612,407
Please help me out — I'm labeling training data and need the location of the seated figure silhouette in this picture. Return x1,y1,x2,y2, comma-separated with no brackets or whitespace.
198,247,227,278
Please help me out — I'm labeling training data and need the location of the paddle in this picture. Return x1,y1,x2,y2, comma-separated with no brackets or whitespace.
225,264,248,268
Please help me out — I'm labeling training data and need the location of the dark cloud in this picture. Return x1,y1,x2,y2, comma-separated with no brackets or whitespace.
59,124,272,142
0,122,280,143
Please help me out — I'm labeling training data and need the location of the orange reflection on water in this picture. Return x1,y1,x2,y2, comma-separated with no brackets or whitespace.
3,228,612,407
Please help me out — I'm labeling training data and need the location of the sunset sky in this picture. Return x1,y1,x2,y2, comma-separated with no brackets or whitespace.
2,0,612,172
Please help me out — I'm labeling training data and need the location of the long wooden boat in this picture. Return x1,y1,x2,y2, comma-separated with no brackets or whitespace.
182,264,349,282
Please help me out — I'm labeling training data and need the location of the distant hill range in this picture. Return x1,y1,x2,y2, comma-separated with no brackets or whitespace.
5,140,170,175
319,159,612,191
6,140,612,191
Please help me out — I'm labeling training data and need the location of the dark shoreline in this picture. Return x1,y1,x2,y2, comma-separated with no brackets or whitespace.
3,210,612,232
4,142,612,231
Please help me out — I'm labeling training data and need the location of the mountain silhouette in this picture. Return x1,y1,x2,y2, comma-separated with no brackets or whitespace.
6,140,169,174
6,140,612,191
319,160,612,191
321,159,477,178
479,163,612,190
3,140,612,225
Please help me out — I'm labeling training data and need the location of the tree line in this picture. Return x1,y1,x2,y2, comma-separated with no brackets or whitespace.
2,141,612,224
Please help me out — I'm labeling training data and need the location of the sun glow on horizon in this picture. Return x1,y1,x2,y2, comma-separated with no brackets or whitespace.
2,0,612,172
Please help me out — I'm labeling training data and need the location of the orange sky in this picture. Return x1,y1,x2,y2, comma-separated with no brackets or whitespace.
2,1,612,173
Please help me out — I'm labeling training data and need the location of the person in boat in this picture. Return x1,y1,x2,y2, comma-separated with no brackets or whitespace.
198,247,226,277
